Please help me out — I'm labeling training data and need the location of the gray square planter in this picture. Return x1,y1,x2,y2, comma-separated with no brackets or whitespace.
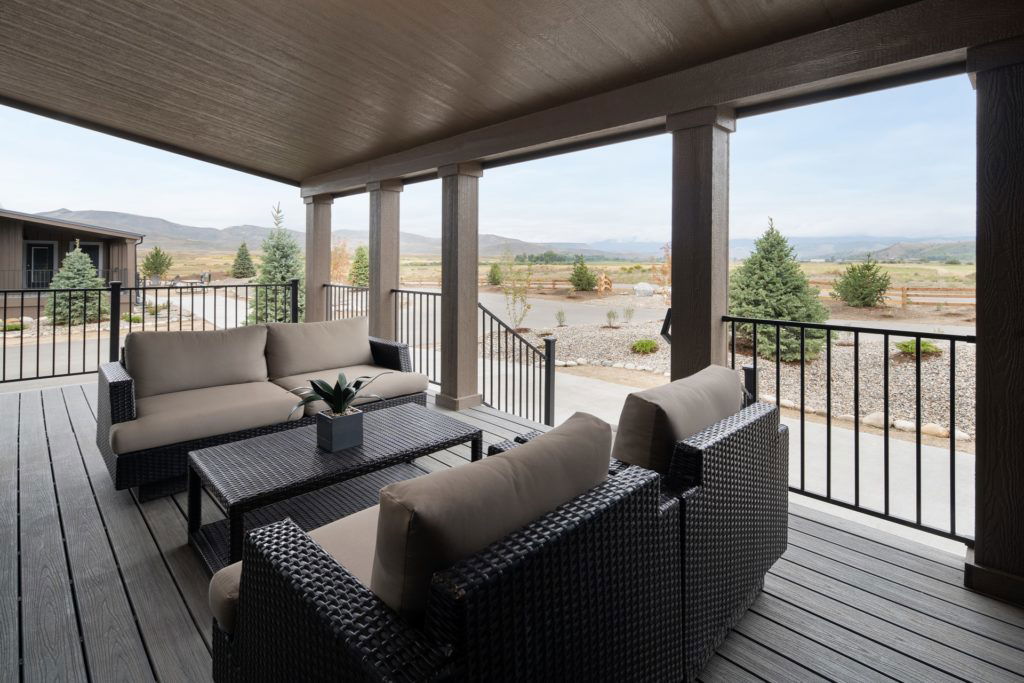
316,408,364,452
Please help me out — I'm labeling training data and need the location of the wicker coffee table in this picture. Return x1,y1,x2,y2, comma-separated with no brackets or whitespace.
187,402,483,574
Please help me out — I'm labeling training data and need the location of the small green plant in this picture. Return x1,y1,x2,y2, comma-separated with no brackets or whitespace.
487,262,503,286
832,257,891,308
631,339,659,354
894,339,942,356
3,322,24,332
145,301,170,315
121,313,142,323
290,371,389,417
605,309,619,328
569,254,597,292
555,308,567,327
623,306,635,324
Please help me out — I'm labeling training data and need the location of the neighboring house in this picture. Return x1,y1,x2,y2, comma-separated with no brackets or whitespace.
0,208,143,290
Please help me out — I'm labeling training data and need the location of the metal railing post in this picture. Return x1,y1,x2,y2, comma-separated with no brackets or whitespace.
742,363,758,405
289,278,300,323
544,336,557,426
108,281,121,362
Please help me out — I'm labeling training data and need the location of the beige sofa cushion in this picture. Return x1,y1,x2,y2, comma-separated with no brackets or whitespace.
109,382,300,454
611,365,742,473
124,326,269,398
209,505,379,633
265,318,374,380
272,364,429,415
371,412,611,619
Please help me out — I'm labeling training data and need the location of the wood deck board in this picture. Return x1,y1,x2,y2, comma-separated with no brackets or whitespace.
6,381,1023,682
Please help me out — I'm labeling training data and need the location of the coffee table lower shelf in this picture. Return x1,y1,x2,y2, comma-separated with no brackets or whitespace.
190,462,427,574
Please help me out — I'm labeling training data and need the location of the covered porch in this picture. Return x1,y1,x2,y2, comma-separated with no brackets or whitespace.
4,381,1023,682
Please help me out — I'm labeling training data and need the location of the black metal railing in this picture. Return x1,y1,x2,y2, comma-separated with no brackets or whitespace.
479,302,555,426
0,279,300,383
722,314,975,544
325,283,369,320
393,288,441,384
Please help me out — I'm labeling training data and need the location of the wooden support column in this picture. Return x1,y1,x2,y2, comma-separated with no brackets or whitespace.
303,193,333,322
965,37,1024,606
437,162,483,411
667,107,735,380
367,179,402,338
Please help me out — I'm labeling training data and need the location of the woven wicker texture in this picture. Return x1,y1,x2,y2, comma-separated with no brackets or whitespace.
670,402,788,681
192,463,426,574
369,336,413,372
214,466,684,682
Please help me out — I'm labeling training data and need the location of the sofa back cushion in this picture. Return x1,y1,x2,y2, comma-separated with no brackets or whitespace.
371,412,612,619
265,317,374,380
124,325,269,398
611,365,742,473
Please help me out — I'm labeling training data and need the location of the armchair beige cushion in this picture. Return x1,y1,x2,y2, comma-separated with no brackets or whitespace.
108,382,300,454
265,318,374,380
124,325,269,398
271,364,429,415
611,365,742,473
209,505,379,633
371,411,612,619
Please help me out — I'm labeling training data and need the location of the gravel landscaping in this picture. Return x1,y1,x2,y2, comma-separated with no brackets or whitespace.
541,320,976,439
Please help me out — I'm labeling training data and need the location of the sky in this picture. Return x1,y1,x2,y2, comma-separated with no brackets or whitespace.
0,74,975,244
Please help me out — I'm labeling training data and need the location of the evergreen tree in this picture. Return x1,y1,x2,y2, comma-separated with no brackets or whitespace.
231,241,256,278
349,245,370,287
250,204,305,322
140,246,173,281
729,219,828,361
832,257,891,307
46,241,109,325
568,254,597,291
487,262,503,285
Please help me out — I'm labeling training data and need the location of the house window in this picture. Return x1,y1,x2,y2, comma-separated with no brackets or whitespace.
75,242,104,276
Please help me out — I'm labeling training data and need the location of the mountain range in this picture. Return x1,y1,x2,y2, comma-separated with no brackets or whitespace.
39,209,974,263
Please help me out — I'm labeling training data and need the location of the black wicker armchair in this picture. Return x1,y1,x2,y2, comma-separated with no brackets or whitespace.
97,336,425,500
213,466,685,683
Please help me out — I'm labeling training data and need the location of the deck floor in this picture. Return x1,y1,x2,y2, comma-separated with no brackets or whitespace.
2,383,1023,682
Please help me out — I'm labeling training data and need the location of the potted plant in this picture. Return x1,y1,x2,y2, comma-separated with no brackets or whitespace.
290,372,389,452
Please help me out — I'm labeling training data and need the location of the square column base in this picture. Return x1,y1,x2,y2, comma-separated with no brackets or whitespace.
965,549,1024,606
435,393,483,412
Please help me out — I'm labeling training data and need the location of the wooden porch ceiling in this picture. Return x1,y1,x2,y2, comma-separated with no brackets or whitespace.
0,0,914,185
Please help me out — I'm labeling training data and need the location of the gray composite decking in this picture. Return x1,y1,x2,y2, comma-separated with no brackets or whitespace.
3,383,1023,682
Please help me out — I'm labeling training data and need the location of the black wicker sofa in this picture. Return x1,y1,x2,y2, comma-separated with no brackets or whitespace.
209,366,789,682
96,317,428,500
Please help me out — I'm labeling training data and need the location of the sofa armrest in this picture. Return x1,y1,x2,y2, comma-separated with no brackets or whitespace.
225,518,451,682
369,336,413,372
98,362,136,425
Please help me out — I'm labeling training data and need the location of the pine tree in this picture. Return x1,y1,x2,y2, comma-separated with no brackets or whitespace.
231,242,256,279
487,262,503,285
729,218,828,361
250,204,305,322
349,245,369,287
46,241,109,325
140,246,173,282
832,257,891,307
568,254,597,292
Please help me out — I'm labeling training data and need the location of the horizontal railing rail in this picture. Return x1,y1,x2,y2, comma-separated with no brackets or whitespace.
1,279,300,384
721,313,975,544
324,283,369,320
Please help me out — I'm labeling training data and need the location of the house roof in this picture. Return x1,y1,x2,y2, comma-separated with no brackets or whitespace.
0,208,144,241
0,0,915,186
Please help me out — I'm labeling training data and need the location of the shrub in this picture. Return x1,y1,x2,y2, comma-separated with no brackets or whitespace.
832,258,891,307
499,251,533,329
623,306,635,324
231,241,257,278
145,301,170,315
121,313,142,323
487,262,503,286
45,241,109,325
894,339,942,356
569,254,597,291
605,309,619,327
631,339,658,354
3,322,23,332
555,308,567,327
729,219,828,361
